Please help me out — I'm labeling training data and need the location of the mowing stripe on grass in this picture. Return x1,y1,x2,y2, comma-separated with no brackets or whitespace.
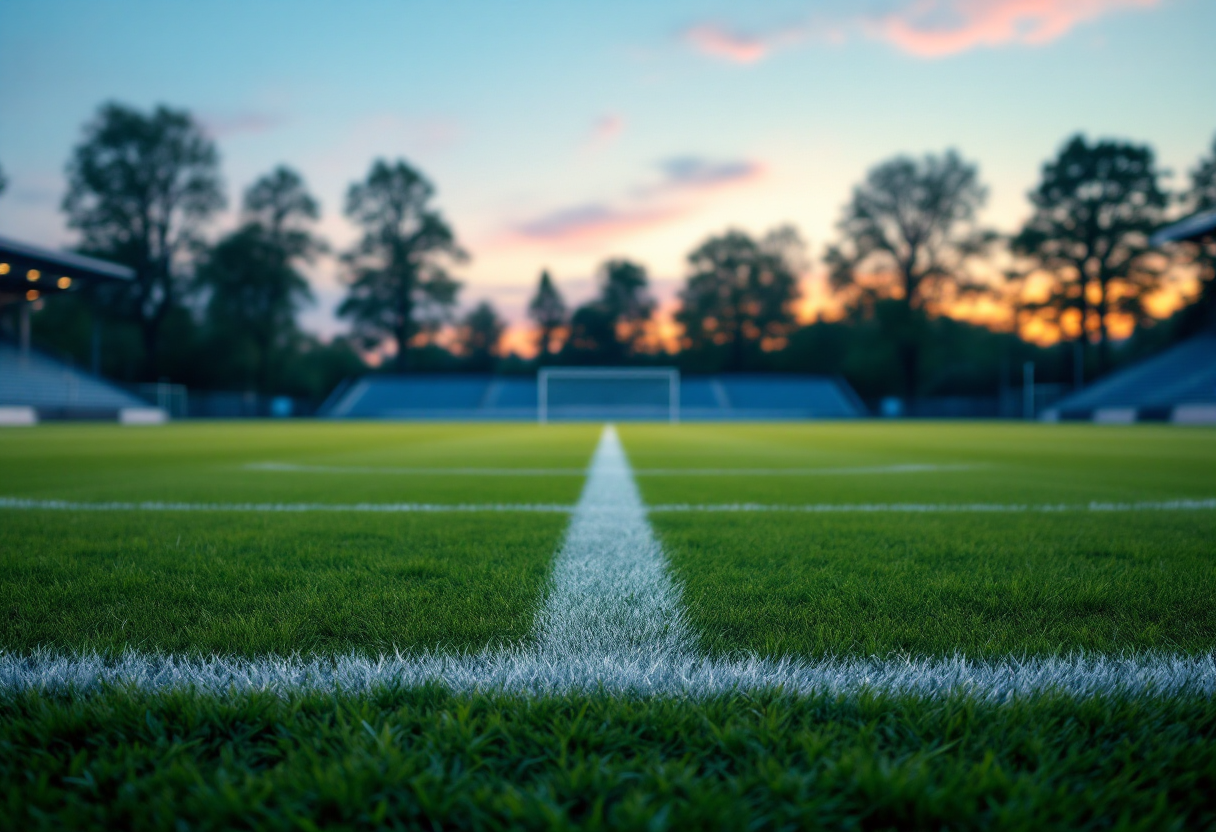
246,463,589,476
531,424,692,661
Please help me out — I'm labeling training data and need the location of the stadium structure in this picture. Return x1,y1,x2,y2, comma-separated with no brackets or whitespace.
321,369,865,421
1041,209,1216,425
0,235,165,424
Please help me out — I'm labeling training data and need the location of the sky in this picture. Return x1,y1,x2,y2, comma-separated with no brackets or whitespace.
1,0,1214,353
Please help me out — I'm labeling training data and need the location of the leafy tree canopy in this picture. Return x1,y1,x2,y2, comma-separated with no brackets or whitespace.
62,102,224,378
337,159,465,372
527,269,566,358
1013,134,1168,368
677,226,804,370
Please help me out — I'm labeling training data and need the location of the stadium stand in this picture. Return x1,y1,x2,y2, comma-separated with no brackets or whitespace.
322,373,864,420
1041,333,1216,424
0,236,166,423
0,341,162,423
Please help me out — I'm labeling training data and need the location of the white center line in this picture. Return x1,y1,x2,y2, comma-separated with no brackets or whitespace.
533,425,691,660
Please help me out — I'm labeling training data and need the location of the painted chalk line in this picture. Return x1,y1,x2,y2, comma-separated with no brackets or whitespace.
0,497,573,513
4,649,1214,699
4,497,1215,514
244,461,977,477
531,424,693,661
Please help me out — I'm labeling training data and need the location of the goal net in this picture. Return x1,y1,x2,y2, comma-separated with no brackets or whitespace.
538,368,679,423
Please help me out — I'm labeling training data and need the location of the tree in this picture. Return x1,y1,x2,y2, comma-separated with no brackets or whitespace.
62,102,225,378
1174,135,1216,334
0,161,7,198
564,258,654,363
457,300,505,371
677,226,804,370
243,165,322,253
825,150,992,398
1013,135,1168,375
338,159,465,372
195,166,322,393
527,269,566,359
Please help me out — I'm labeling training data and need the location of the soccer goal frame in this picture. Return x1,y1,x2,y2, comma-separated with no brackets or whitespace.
537,367,680,424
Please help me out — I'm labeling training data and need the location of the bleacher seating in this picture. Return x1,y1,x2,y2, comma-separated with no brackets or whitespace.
0,342,150,418
1042,334,1216,423
323,373,864,420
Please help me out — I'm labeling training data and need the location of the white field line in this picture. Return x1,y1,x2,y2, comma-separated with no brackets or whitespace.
0,497,572,513
3,650,1214,699
244,461,976,477
648,499,1216,513
531,424,692,660
3,497,1215,515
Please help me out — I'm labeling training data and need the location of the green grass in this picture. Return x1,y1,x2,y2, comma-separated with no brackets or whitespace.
655,511,1216,658
0,510,566,656
3,686,1213,830
617,422,1216,658
0,423,600,657
619,422,1216,505
0,422,600,504
3,420,1216,828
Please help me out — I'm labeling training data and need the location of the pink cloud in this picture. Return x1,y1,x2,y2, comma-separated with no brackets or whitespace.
513,203,684,247
582,114,626,153
650,157,765,194
683,0,1159,64
871,0,1161,58
509,156,764,248
683,24,774,64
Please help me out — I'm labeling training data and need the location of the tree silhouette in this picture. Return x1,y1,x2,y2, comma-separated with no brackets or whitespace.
826,150,992,398
338,159,465,372
527,269,566,359
1013,135,1168,374
677,226,804,370
196,166,322,393
457,300,505,372
1173,135,1216,334
0,161,7,198
565,259,654,363
62,102,224,378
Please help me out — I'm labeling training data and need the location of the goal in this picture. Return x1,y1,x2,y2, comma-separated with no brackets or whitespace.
538,367,679,423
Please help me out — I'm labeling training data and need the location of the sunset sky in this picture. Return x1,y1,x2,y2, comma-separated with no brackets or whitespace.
1,0,1214,352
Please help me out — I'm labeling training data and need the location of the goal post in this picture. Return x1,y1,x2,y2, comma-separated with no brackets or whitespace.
538,367,680,424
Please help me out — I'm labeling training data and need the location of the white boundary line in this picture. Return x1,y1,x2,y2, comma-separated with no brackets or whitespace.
532,425,692,660
648,499,1216,513
0,497,573,513
3,497,1215,514
243,462,978,477
3,650,1214,699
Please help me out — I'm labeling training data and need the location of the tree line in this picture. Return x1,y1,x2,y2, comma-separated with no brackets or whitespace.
5,101,1215,403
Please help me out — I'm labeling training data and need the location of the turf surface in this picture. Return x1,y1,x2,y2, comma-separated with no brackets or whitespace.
0,510,565,656
3,686,1213,830
619,422,1216,658
0,422,599,504
3,420,1215,829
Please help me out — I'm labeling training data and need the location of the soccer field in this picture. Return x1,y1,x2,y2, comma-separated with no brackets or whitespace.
2,421,1215,828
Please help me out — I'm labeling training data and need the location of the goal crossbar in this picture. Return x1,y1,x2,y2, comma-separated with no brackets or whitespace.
538,367,680,424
